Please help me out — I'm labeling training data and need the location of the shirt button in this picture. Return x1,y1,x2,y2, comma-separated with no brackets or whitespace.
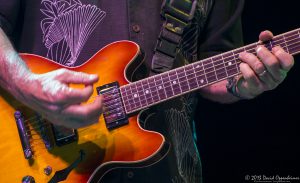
132,24,140,33
127,171,134,178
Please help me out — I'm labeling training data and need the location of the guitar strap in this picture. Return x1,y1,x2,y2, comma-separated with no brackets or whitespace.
150,0,197,75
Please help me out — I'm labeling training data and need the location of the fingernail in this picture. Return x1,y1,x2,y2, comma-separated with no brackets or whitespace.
89,74,98,79
256,46,263,53
239,52,246,58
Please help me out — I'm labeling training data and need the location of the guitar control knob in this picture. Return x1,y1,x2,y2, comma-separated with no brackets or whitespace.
44,166,52,175
22,175,35,183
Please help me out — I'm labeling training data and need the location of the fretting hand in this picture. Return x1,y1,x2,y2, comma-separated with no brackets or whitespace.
237,30,294,98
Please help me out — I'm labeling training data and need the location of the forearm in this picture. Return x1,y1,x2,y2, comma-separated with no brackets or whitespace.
199,80,241,104
0,28,31,96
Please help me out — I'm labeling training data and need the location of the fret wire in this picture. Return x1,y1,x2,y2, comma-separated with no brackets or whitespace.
178,68,189,92
173,70,182,95
174,69,183,94
211,57,217,80
186,65,198,89
137,81,147,106
174,69,183,93
193,61,205,86
127,34,300,110
130,83,139,109
134,82,142,109
124,30,300,112
123,38,294,102
217,53,228,79
222,53,229,78
157,75,168,100
232,50,240,74
128,84,138,109
142,79,152,106
282,35,289,53
153,77,161,102
145,78,153,103
149,77,160,103
183,67,191,91
162,72,173,98
122,29,300,100
211,58,218,80
199,61,207,85
121,87,133,113
124,86,135,111
167,72,175,96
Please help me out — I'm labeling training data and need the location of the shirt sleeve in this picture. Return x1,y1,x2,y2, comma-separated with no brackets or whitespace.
0,1,21,36
198,0,244,59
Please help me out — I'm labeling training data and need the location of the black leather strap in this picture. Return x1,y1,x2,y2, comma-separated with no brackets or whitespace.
151,0,197,74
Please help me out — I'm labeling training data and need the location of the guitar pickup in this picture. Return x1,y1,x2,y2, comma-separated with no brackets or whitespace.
97,82,128,130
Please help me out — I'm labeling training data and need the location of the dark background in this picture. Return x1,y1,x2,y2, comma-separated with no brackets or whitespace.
196,1,300,182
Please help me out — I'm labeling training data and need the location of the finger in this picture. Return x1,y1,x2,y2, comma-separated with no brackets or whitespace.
61,95,103,125
256,46,282,81
55,84,94,105
55,69,99,85
256,70,277,90
272,46,294,71
239,63,261,88
239,52,266,75
259,30,274,42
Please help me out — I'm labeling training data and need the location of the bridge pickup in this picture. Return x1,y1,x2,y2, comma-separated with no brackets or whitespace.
14,111,33,159
97,82,128,130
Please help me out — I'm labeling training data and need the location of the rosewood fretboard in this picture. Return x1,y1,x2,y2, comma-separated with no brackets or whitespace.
120,28,300,114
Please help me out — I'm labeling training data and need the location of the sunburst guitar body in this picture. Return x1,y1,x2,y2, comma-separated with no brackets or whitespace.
0,41,166,182
1,28,300,182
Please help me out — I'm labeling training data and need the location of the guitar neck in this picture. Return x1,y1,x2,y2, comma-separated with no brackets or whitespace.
120,28,300,114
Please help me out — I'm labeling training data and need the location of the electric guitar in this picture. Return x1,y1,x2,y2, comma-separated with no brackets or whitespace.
0,28,299,182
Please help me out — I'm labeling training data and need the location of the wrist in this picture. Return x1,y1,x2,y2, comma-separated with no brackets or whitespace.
226,76,252,100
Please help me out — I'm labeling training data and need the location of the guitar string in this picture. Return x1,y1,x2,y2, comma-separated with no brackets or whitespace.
23,87,127,128
17,30,300,152
24,30,300,122
121,30,300,100
23,34,300,129
23,39,300,129
122,37,300,111
20,30,300,130
22,40,300,151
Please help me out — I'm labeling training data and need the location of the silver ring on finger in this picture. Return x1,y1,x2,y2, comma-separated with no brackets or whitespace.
258,70,267,77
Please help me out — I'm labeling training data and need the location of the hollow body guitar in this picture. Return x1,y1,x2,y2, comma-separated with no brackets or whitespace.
0,29,300,182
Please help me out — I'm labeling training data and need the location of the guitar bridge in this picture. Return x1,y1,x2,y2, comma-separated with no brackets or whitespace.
97,82,128,130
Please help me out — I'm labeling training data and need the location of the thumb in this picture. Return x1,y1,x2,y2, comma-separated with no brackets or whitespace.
259,30,274,42
55,69,99,85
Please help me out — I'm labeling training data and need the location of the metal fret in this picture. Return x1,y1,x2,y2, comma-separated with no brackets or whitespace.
119,86,130,112
148,77,160,103
281,35,289,53
154,75,167,100
162,73,173,98
136,81,147,107
213,53,228,80
122,28,300,114
141,78,153,107
129,83,139,110
185,64,199,90
203,58,217,83
182,67,191,91
169,70,181,96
